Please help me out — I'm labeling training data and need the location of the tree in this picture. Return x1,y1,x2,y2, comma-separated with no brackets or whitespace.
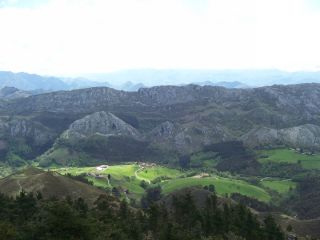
209,184,216,193
112,187,121,198
179,155,190,169
0,222,16,240
141,186,162,208
263,215,285,240
140,180,148,189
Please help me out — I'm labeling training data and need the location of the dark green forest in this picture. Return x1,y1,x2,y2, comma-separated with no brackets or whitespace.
0,191,284,240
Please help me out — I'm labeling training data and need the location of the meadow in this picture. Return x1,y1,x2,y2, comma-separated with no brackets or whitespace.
260,178,296,194
53,163,274,202
258,148,320,170
160,176,271,202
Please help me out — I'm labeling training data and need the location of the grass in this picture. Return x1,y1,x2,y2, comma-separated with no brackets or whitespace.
258,148,320,170
0,164,14,178
53,164,275,202
190,152,219,168
54,164,145,198
261,179,296,194
102,164,138,177
38,147,90,166
160,176,271,202
55,166,96,175
138,166,182,181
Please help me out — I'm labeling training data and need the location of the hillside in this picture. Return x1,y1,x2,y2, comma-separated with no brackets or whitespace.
0,83,319,168
0,167,106,204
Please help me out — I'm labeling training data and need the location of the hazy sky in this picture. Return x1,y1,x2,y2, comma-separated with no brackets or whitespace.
0,0,320,76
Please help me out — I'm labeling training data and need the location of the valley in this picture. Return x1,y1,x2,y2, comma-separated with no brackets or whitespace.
1,84,320,239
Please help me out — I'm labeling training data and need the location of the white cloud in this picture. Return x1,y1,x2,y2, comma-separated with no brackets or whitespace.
0,0,319,75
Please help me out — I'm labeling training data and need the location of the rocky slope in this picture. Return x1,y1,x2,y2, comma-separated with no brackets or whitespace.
0,117,56,146
4,83,320,125
241,124,320,150
149,121,232,153
61,111,141,141
0,87,32,100
1,83,320,163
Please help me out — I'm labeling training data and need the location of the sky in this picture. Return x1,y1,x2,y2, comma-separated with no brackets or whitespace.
0,0,320,76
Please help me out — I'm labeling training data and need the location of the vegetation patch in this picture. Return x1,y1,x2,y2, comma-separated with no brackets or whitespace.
261,179,296,194
137,166,182,181
160,176,271,202
258,148,320,170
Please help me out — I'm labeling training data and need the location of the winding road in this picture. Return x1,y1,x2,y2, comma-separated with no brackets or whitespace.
135,166,151,184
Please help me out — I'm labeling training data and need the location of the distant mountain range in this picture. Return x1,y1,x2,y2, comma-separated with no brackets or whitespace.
191,81,249,88
82,69,320,87
1,69,320,93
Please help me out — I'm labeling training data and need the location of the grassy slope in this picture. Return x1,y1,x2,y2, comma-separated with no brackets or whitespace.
261,179,296,194
55,164,145,197
160,176,271,202
0,168,106,205
53,164,272,202
258,148,320,170
0,164,14,178
138,166,182,181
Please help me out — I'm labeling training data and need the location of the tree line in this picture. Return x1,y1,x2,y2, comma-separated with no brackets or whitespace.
0,189,285,240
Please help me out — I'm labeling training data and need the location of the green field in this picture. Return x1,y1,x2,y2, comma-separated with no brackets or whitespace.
55,164,145,197
160,176,271,202
138,166,183,181
53,163,280,202
258,148,320,169
261,179,296,194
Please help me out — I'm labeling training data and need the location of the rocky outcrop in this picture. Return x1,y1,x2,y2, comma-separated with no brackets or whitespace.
3,87,135,114
4,83,320,128
2,83,320,157
241,124,320,150
0,87,32,100
0,117,56,146
61,111,141,141
149,121,232,153
149,121,177,139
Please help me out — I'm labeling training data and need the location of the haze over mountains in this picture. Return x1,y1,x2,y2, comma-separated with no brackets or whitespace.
1,69,320,93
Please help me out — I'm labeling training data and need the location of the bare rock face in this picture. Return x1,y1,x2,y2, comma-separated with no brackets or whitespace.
240,127,279,148
149,121,176,139
0,117,55,146
149,121,232,153
62,111,141,141
241,124,320,150
9,119,55,145
279,124,320,149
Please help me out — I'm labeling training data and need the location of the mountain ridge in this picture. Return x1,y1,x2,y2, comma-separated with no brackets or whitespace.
1,83,320,166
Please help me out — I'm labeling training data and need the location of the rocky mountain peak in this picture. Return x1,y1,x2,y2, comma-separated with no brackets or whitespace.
62,111,141,141
0,86,32,100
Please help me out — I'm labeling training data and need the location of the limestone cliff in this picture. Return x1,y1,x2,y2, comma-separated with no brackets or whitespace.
61,111,141,141
241,124,320,150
